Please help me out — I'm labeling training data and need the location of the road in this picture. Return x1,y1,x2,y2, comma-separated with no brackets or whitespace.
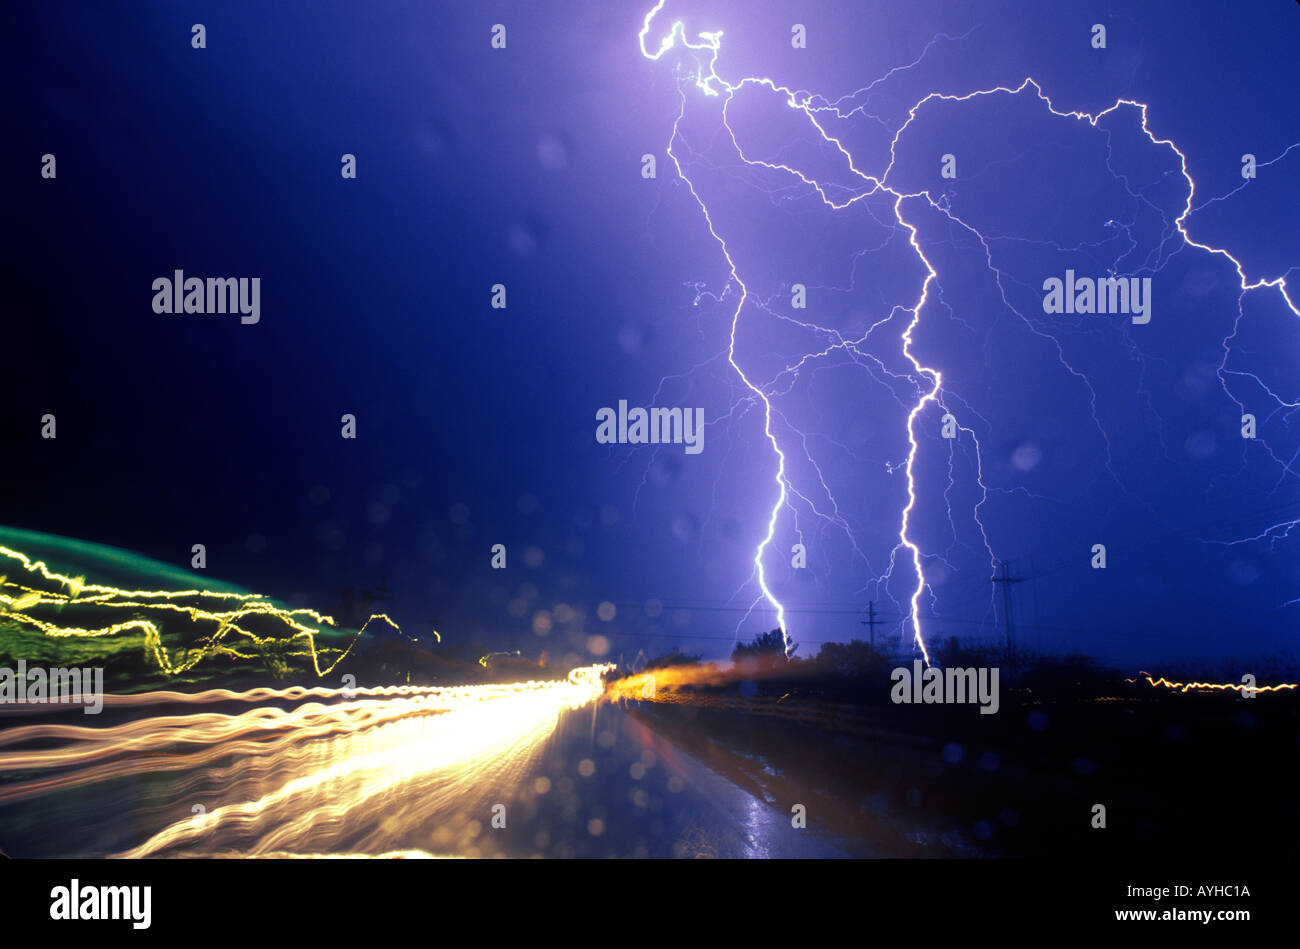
0,675,849,858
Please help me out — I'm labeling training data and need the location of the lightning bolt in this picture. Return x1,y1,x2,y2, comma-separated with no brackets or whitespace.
639,2,1299,664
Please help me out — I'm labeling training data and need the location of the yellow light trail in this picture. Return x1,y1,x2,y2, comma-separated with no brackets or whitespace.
0,543,365,677
0,540,616,856
0,665,612,856
1128,671,1298,694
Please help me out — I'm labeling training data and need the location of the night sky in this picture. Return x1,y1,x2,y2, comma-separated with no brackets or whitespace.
5,0,1298,669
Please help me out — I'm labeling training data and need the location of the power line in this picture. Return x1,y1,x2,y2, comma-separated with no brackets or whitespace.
608,601,878,616
992,560,1024,661
861,600,882,648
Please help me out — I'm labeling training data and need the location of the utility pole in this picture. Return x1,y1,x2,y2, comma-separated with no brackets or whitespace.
861,600,882,649
992,561,1023,663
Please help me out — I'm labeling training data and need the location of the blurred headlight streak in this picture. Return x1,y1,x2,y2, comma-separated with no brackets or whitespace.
0,665,612,857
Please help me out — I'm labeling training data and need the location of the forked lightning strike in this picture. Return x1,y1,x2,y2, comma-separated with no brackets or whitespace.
638,0,1299,664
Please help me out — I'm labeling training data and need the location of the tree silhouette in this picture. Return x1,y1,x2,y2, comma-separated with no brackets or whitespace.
814,639,890,679
731,628,796,662
646,648,703,670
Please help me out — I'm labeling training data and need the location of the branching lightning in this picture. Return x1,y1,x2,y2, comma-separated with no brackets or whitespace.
639,1,1299,663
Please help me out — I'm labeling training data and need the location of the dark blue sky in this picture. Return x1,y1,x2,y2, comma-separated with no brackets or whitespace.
5,1,1298,670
